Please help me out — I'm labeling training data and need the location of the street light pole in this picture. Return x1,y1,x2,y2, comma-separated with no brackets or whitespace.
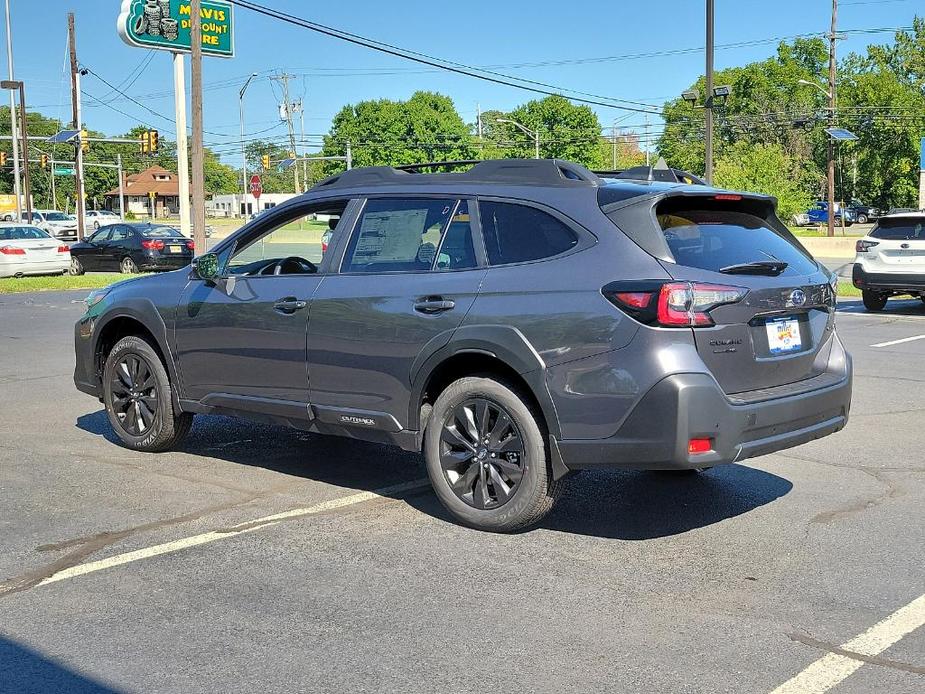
4,0,21,222
827,0,838,238
497,118,540,159
705,0,715,184
2,80,30,222
238,72,257,219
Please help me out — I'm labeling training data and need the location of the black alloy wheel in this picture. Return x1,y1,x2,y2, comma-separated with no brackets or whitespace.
108,353,159,437
440,397,526,509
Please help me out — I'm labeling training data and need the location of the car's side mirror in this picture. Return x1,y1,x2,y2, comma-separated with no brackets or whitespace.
193,252,220,281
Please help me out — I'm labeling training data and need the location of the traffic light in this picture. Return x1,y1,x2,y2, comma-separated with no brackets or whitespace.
148,130,159,153
140,133,148,154
40,153,48,169
261,154,270,170
0,151,7,166
80,129,89,153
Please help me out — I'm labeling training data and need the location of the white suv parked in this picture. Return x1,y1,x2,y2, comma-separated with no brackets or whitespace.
852,211,925,311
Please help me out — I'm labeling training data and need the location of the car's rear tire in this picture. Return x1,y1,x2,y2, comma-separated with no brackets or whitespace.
857,213,869,224
862,289,888,312
424,376,561,532
102,336,192,452
69,257,84,276
120,256,138,274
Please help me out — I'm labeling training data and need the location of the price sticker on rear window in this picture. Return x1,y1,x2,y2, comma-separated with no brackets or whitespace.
766,317,802,355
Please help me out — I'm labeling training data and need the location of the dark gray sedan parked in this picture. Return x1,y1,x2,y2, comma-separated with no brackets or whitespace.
73,159,852,532
69,222,193,275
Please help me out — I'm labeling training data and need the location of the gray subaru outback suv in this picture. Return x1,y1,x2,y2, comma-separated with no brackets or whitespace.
74,159,852,532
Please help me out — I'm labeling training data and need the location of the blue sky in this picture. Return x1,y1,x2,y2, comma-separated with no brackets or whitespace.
6,0,919,167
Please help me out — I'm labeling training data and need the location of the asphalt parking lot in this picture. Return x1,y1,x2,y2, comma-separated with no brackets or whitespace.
0,290,923,693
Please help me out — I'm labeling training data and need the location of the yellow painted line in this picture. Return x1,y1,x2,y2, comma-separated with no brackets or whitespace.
37,479,429,588
770,593,925,693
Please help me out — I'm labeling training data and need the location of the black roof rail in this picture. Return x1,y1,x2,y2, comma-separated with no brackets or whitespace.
593,160,707,186
313,158,601,190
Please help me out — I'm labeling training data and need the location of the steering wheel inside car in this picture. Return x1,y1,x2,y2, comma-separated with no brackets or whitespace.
258,256,318,276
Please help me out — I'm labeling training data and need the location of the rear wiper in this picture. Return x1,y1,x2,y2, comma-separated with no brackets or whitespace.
718,260,788,276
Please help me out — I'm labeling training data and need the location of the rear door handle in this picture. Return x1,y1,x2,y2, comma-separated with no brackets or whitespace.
273,297,308,314
414,298,456,314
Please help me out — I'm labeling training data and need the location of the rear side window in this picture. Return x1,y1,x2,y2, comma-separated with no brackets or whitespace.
657,208,817,275
870,219,925,240
480,201,578,265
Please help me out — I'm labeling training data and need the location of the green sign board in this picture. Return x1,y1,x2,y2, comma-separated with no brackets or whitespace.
54,166,76,176
117,0,234,57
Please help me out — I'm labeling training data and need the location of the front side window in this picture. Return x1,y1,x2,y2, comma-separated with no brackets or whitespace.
342,198,473,273
87,228,110,243
480,201,578,265
228,201,349,276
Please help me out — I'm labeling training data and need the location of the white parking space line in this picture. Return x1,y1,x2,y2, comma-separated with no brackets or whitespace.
870,334,925,348
770,593,925,694
32,479,429,590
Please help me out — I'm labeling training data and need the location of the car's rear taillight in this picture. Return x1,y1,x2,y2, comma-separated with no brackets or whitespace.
856,239,879,253
141,239,165,251
186,240,194,251
604,281,746,328
0,245,25,255
688,438,713,454
57,245,70,253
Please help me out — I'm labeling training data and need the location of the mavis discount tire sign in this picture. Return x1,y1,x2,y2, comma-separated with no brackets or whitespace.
117,0,234,58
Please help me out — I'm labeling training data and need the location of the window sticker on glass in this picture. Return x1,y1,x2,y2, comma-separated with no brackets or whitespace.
353,209,428,263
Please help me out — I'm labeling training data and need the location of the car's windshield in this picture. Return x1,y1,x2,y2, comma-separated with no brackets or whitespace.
870,219,925,241
0,225,49,240
44,212,69,221
142,226,181,237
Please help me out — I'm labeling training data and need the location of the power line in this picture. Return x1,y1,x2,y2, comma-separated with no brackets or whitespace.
226,0,660,113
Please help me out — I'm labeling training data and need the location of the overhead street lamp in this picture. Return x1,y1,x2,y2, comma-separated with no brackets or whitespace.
797,77,837,237
239,72,259,219
497,118,540,160
1,79,30,223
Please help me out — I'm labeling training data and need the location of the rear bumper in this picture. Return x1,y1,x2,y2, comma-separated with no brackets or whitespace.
853,263,925,292
555,360,852,471
139,254,192,271
0,259,69,278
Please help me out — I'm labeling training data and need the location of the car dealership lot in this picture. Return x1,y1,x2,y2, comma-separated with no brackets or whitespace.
0,291,922,693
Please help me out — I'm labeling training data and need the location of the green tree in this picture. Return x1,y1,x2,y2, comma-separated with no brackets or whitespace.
713,142,813,222
502,95,602,166
321,91,474,172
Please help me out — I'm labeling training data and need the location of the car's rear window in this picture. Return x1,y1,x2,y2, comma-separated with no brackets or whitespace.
0,226,49,240
657,207,817,275
142,226,181,237
870,218,925,240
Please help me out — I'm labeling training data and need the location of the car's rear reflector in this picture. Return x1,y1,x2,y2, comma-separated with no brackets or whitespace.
614,291,652,309
688,438,712,454
0,245,26,255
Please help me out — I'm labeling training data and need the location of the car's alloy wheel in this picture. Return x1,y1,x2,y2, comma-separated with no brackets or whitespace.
121,256,138,274
103,336,193,452
69,257,84,276
424,376,562,532
439,398,526,510
857,214,868,224
109,354,159,437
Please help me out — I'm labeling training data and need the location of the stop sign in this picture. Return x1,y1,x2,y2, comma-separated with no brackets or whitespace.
249,174,262,199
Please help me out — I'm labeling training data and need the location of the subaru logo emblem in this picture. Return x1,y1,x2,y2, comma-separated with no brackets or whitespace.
789,289,806,307
901,243,910,249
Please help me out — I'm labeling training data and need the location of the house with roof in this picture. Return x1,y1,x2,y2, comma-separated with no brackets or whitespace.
104,165,186,218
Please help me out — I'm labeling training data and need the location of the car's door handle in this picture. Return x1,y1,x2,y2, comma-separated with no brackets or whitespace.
273,297,308,314
414,297,456,314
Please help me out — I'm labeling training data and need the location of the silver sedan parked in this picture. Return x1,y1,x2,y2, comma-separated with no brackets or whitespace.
0,224,71,278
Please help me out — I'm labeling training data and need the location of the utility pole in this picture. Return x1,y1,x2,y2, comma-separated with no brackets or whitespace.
644,113,651,166
271,72,300,192
346,140,352,170
238,72,257,218
704,0,715,184
16,81,29,223
68,13,86,241
190,0,206,253
826,0,838,238
117,153,125,219
612,123,617,169
174,54,191,237
4,0,21,222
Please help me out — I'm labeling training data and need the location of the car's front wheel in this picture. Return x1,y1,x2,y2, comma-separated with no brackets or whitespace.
862,289,888,312
103,336,193,452
424,376,561,532
120,256,138,274
69,257,84,276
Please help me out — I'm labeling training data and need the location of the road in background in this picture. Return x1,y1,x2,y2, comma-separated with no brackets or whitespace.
0,291,922,692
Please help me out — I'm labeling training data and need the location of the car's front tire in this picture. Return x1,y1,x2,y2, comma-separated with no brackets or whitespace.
103,336,192,452
69,257,84,276
857,214,868,224
862,289,888,312
424,376,561,532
